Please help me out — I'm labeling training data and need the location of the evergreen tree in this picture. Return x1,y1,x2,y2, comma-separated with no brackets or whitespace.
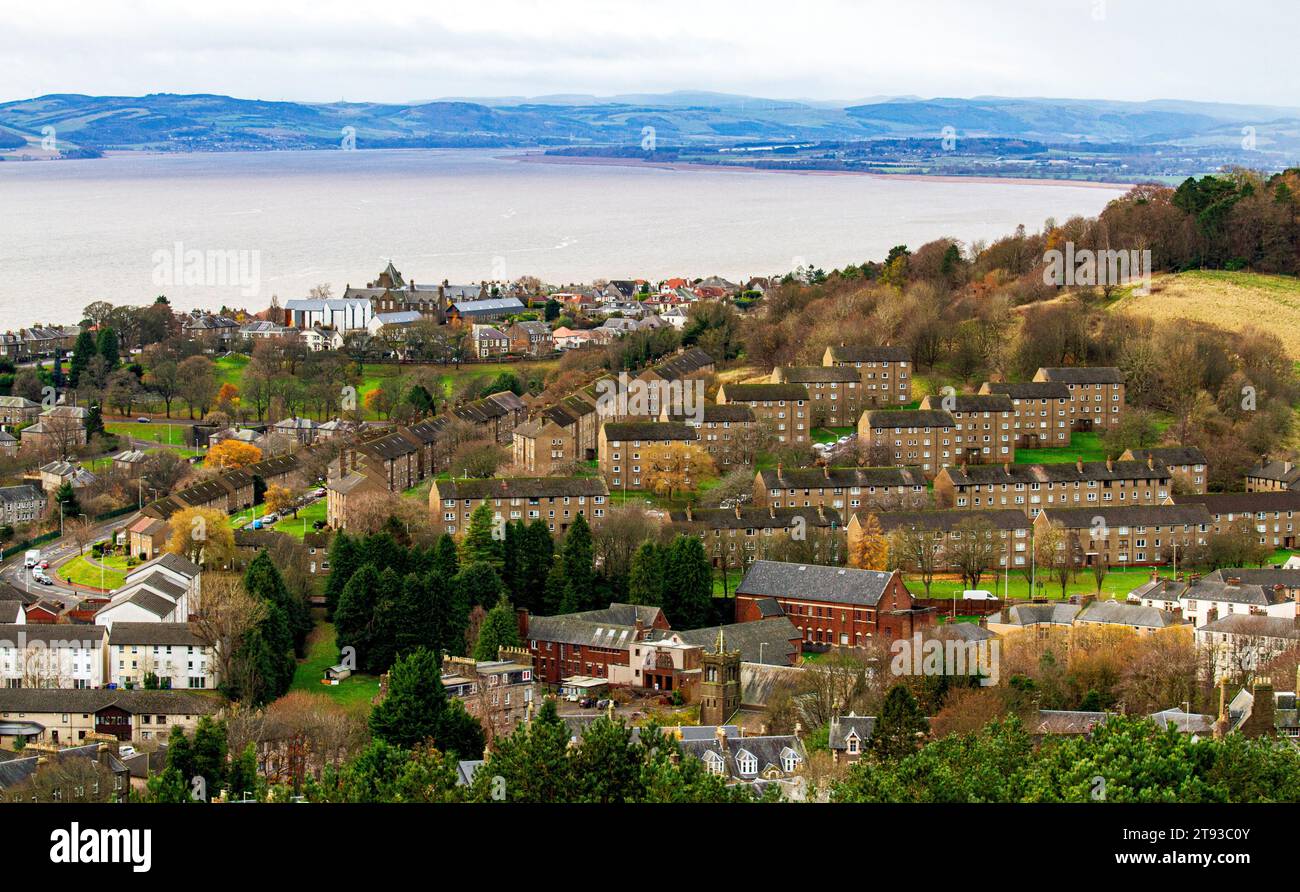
68,329,96,388
476,697,573,802
361,530,408,578
559,513,596,613
323,531,359,620
519,520,554,613
53,481,80,519
870,683,928,761
96,326,120,370
366,567,405,673
627,541,665,606
84,402,105,439
473,596,522,660
501,520,525,599
541,561,567,616
662,534,713,628
334,565,380,667
461,502,502,568
244,549,310,655
570,715,644,803
406,383,435,416
453,561,505,611
432,533,460,580
190,717,229,799
369,648,485,758
395,572,439,657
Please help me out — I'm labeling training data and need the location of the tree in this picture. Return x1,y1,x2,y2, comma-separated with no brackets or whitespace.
889,525,942,596
641,442,716,500
870,683,928,760
473,596,522,660
191,573,265,692
849,513,889,570
262,483,295,518
662,534,714,629
453,561,505,613
518,520,554,613
945,518,999,590
144,356,181,418
166,506,234,567
68,329,96,388
477,697,573,802
558,513,597,613
335,565,380,670
244,549,311,655
96,326,120,370
460,502,502,568
627,541,665,606
207,439,263,469
369,648,484,758
177,355,219,419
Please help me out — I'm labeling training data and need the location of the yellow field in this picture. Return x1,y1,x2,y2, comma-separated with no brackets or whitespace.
1112,270,1300,358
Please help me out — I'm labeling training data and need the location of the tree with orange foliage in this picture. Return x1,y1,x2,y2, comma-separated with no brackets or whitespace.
263,483,296,518
848,512,889,570
207,439,263,469
640,442,716,500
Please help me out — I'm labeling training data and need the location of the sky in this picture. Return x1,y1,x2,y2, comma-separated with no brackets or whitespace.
2,0,1296,108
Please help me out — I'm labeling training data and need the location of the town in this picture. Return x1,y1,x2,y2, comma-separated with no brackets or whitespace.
2,166,1300,806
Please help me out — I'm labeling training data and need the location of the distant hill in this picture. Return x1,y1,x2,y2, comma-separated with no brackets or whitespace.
2,91,1298,158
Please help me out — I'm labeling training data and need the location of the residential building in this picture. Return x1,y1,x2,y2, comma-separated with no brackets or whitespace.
470,324,511,358
933,458,1172,517
0,395,41,426
0,688,221,745
282,297,373,331
821,344,912,406
507,320,554,355
446,296,526,324
716,383,809,445
857,408,957,476
1122,446,1208,494
437,650,537,738
828,713,876,763
111,449,148,478
916,392,1017,464
126,516,169,561
770,366,864,427
677,724,807,796
0,484,47,527
849,508,1032,572
36,460,96,493
512,396,599,475
1176,491,1300,549
451,390,527,444
734,560,934,647
107,623,217,690
1132,568,1300,627
753,465,928,513
978,381,1072,447
1031,366,1125,431
1197,615,1300,678
94,554,202,630
598,421,700,490
669,503,845,567
0,625,105,689
658,403,756,463
1245,458,1300,493
1031,504,1213,568
0,428,16,458
429,476,609,536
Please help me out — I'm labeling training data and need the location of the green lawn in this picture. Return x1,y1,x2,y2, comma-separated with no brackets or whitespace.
274,499,329,540
214,353,250,389
289,621,380,708
712,568,744,596
58,554,127,590
1014,431,1106,464
105,421,189,446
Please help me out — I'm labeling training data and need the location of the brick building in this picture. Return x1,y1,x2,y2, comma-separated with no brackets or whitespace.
429,476,609,536
821,344,912,406
1031,366,1125,431
716,383,810,446
977,381,1072,448
933,458,1172,517
597,421,700,490
1244,459,1300,493
753,465,928,512
770,366,864,427
734,560,933,647
669,503,845,568
1175,491,1300,550
857,408,957,476
658,403,757,464
916,392,1016,464
1122,446,1208,494
848,508,1032,573
1033,503,1213,568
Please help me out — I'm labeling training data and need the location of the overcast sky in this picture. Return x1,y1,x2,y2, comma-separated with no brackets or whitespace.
3,0,1296,107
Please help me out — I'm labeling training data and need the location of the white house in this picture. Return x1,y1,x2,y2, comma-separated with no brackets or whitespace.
95,553,203,630
0,625,105,689
299,325,345,352
1132,568,1300,628
107,623,218,690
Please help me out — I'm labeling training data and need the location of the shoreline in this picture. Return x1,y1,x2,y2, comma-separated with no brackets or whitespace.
510,151,1136,190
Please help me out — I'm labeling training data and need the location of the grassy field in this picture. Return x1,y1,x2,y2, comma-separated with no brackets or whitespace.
105,421,189,446
289,621,380,708
1112,270,1300,357
1014,431,1106,464
58,554,127,589
811,426,855,444
273,499,329,540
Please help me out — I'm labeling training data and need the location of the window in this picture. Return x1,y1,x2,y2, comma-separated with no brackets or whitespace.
736,750,758,776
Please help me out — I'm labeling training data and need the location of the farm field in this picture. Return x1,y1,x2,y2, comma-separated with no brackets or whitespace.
1111,270,1300,358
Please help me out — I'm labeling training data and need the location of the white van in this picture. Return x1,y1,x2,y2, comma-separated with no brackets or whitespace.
962,589,996,601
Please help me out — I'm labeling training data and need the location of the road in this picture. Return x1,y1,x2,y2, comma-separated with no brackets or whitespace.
1,516,132,607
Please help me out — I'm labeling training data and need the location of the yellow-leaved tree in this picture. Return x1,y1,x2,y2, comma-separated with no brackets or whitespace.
848,512,890,570
206,439,263,470
166,506,234,568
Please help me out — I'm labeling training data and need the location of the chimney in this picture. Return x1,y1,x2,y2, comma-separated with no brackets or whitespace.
769,504,776,519
793,721,803,739
1226,576,1241,587
817,504,826,523
685,503,693,522
776,462,783,479
1003,462,1010,474
823,464,830,479
1076,457,1083,472
1147,455,1155,470
1106,457,1114,472
734,503,742,519
1242,681,1276,738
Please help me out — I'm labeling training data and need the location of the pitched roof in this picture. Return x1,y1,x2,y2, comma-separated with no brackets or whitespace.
873,508,1031,533
434,477,609,500
918,393,1014,413
107,622,205,647
1123,446,1207,467
1036,366,1124,384
602,421,699,442
772,366,861,384
720,383,808,403
662,403,756,424
669,506,843,530
757,466,927,490
825,344,910,363
1198,614,1300,639
1178,491,1300,514
940,460,1172,486
992,603,1081,626
670,618,800,665
1037,504,1212,528
980,381,1070,400
864,408,956,429
828,714,877,749
1075,600,1182,629
0,688,222,715
736,560,896,607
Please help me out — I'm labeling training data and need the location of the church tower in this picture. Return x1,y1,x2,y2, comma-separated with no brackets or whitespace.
699,628,741,726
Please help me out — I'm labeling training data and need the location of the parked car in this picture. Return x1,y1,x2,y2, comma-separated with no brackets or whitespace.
578,697,596,709
137,417,151,423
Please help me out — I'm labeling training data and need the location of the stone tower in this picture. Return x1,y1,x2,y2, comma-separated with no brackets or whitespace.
699,628,741,726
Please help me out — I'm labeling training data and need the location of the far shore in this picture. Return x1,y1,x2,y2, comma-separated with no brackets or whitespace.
511,150,1135,190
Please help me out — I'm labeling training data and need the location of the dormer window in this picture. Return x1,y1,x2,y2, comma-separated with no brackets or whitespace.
846,732,860,754
736,750,758,776
781,747,803,772
704,751,725,775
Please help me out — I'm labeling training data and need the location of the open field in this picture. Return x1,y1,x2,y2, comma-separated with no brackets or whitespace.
105,420,189,446
289,620,379,708
273,499,329,540
1112,270,1300,357
58,554,127,589
1014,431,1106,464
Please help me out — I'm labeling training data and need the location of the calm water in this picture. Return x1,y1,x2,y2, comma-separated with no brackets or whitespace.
0,149,1124,325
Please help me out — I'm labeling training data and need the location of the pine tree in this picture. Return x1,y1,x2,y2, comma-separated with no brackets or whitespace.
366,567,405,673
334,565,380,667
473,596,522,660
662,535,713,629
559,513,596,613
244,549,310,654
323,532,359,620
501,520,525,598
369,648,449,749
542,561,567,615
627,541,664,606
68,329,95,388
453,561,505,611
461,502,502,568
96,326,120,370
870,683,928,760
520,520,554,613
84,403,105,440
477,697,573,802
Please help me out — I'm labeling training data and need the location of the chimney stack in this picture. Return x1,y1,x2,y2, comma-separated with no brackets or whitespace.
1076,457,1083,472
1106,457,1114,472
1147,455,1155,470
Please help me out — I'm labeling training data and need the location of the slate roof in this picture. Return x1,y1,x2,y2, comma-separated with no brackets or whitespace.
739,662,803,708
0,625,105,645
670,618,801,665
525,615,638,649
0,602,21,624
1036,367,1124,384
448,297,526,316
828,714,876,750
677,732,805,782
825,345,910,363
601,421,699,442
107,622,205,647
435,477,609,500
0,743,128,792
772,366,861,384
1033,710,1110,735
918,393,1014,413
1130,571,1297,608
646,347,713,381
0,688,221,715
864,408,956,429
1037,504,1212,529
670,506,843,530
720,383,808,403
873,508,1030,533
662,403,756,424
992,603,1081,626
1075,600,1182,629
736,560,895,607
1198,614,1300,639
567,603,666,628
940,460,1172,486
1149,708,1216,735
980,381,1070,400
1124,446,1207,467
1177,491,1300,515
758,466,927,490
0,484,43,504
